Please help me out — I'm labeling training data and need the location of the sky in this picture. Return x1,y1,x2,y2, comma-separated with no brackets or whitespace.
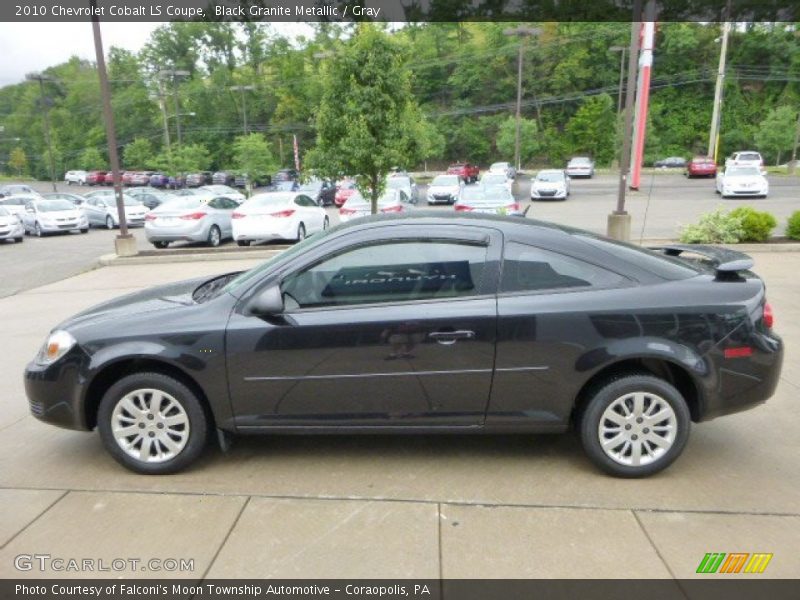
0,22,163,86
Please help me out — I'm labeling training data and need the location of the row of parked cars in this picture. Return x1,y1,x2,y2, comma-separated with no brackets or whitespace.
63,168,302,191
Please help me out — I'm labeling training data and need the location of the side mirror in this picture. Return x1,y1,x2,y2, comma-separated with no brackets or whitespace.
250,284,284,315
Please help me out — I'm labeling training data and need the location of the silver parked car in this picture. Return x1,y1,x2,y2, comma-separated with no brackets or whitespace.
386,175,418,204
21,197,89,236
565,156,595,178
454,185,524,216
42,192,88,207
83,192,149,229
0,206,24,243
144,196,238,249
0,194,37,219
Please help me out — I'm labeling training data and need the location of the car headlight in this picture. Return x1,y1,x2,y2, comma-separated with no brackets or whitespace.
35,330,77,366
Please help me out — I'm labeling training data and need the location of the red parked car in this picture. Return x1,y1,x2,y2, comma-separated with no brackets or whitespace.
334,180,358,207
447,162,480,183
686,156,717,178
86,170,107,186
102,172,116,185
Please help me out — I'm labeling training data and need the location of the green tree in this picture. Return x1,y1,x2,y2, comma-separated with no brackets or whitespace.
755,106,796,165
496,116,540,168
8,147,27,176
307,24,425,214
231,134,276,195
123,138,155,170
155,143,211,176
78,147,105,171
565,93,616,165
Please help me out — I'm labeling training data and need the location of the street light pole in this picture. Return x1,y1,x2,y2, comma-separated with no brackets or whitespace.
90,0,136,257
230,85,256,135
708,21,731,161
25,73,58,192
503,27,541,172
610,46,627,118
159,69,190,147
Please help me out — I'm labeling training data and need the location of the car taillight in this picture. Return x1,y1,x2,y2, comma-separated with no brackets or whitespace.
180,212,207,220
270,210,295,218
454,204,473,212
380,205,403,213
232,212,245,219
144,214,157,221
340,208,356,215
507,203,521,212
763,302,774,329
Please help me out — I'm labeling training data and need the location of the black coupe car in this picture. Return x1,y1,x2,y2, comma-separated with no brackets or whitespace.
24,215,782,476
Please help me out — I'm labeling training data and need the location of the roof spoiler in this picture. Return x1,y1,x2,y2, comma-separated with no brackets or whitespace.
648,244,754,275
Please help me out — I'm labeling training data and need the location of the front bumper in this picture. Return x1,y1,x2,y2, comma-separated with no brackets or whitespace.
427,193,456,205
531,188,567,199
0,221,24,239
38,219,87,232
24,348,92,431
722,187,768,197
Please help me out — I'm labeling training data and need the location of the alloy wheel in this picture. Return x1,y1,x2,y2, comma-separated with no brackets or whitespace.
597,392,677,467
110,388,190,464
105,215,114,229
208,226,221,247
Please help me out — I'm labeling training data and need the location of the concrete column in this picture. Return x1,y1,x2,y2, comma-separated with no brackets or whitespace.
607,213,632,242
114,235,138,257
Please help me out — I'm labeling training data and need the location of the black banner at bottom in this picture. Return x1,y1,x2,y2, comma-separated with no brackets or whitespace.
3,579,800,600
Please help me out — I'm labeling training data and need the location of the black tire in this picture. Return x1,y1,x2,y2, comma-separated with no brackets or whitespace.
296,223,306,242
207,225,221,247
105,215,115,230
80,228,88,234
14,237,23,243
97,372,210,474
153,241,169,249
237,240,251,247
35,222,44,237
579,373,691,478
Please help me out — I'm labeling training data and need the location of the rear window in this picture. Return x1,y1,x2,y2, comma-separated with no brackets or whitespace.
738,153,761,161
575,234,701,280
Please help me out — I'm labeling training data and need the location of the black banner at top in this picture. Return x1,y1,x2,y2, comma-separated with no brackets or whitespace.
2,0,799,23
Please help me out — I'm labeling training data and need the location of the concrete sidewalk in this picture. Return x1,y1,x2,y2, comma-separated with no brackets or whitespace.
0,256,798,579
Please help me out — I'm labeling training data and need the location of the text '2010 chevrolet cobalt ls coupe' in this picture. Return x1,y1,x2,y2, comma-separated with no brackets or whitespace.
25,214,783,477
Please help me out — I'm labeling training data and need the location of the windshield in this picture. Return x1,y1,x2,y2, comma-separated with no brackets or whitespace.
482,174,506,184
569,157,591,164
536,172,564,182
459,187,484,202
159,198,202,210
737,153,760,161
728,167,760,176
37,200,75,212
490,163,508,170
386,177,410,189
244,194,292,208
432,175,459,186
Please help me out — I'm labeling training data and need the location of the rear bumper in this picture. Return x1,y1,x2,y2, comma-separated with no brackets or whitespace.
145,220,208,242
233,219,296,241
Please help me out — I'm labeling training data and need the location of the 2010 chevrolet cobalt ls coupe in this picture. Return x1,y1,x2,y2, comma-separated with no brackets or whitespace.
24,215,782,477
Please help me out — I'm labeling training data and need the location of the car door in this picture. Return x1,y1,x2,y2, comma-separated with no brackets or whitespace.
298,194,323,231
225,225,502,429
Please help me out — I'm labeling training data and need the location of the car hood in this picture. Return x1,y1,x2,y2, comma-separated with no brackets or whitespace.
532,180,565,188
57,276,210,333
0,215,20,226
40,209,83,219
428,185,459,194
724,174,764,183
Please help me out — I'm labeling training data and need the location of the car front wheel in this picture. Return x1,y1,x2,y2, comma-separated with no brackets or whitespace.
97,372,209,474
105,215,115,229
579,374,690,478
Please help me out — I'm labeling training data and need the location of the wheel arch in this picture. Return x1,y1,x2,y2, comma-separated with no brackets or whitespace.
571,357,703,427
84,357,215,431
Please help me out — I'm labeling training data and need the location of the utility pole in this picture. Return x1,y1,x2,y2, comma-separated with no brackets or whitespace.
708,21,731,161
159,69,190,147
608,0,643,241
90,0,136,256
156,78,172,173
25,73,58,192
230,85,256,135
503,26,541,172
610,46,627,118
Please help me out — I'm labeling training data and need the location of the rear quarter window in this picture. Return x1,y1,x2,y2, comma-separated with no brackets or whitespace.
575,234,701,280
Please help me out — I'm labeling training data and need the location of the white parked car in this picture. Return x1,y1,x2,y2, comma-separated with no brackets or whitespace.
0,194,38,219
479,172,512,193
21,197,88,236
0,205,24,243
199,185,245,204
715,166,769,199
565,156,595,178
386,175,418,203
64,170,87,185
725,151,764,172
426,174,463,205
339,189,414,223
232,191,328,246
145,196,238,249
83,191,149,229
488,161,516,179
531,169,570,200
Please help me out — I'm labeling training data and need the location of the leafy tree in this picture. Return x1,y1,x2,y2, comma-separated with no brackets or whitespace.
8,147,27,176
155,143,211,176
123,138,155,170
231,134,276,194
78,147,105,171
565,93,616,166
307,24,424,214
496,116,540,168
755,106,796,165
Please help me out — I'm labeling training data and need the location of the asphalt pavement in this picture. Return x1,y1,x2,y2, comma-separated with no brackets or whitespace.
0,252,798,578
1,173,797,299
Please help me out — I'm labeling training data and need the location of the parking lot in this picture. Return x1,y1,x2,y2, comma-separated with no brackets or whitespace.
1,173,798,299
0,240,798,579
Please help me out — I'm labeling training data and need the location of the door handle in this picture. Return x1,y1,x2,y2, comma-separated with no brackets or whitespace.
429,330,476,345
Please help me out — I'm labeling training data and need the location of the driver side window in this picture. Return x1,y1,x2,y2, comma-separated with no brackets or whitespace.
281,240,489,309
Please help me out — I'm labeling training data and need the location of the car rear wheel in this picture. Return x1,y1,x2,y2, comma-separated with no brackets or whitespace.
80,228,88,234
237,240,251,247
153,241,169,249
97,372,209,474
579,374,690,478
105,215,115,229
296,223,306,242
207,225,221,247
